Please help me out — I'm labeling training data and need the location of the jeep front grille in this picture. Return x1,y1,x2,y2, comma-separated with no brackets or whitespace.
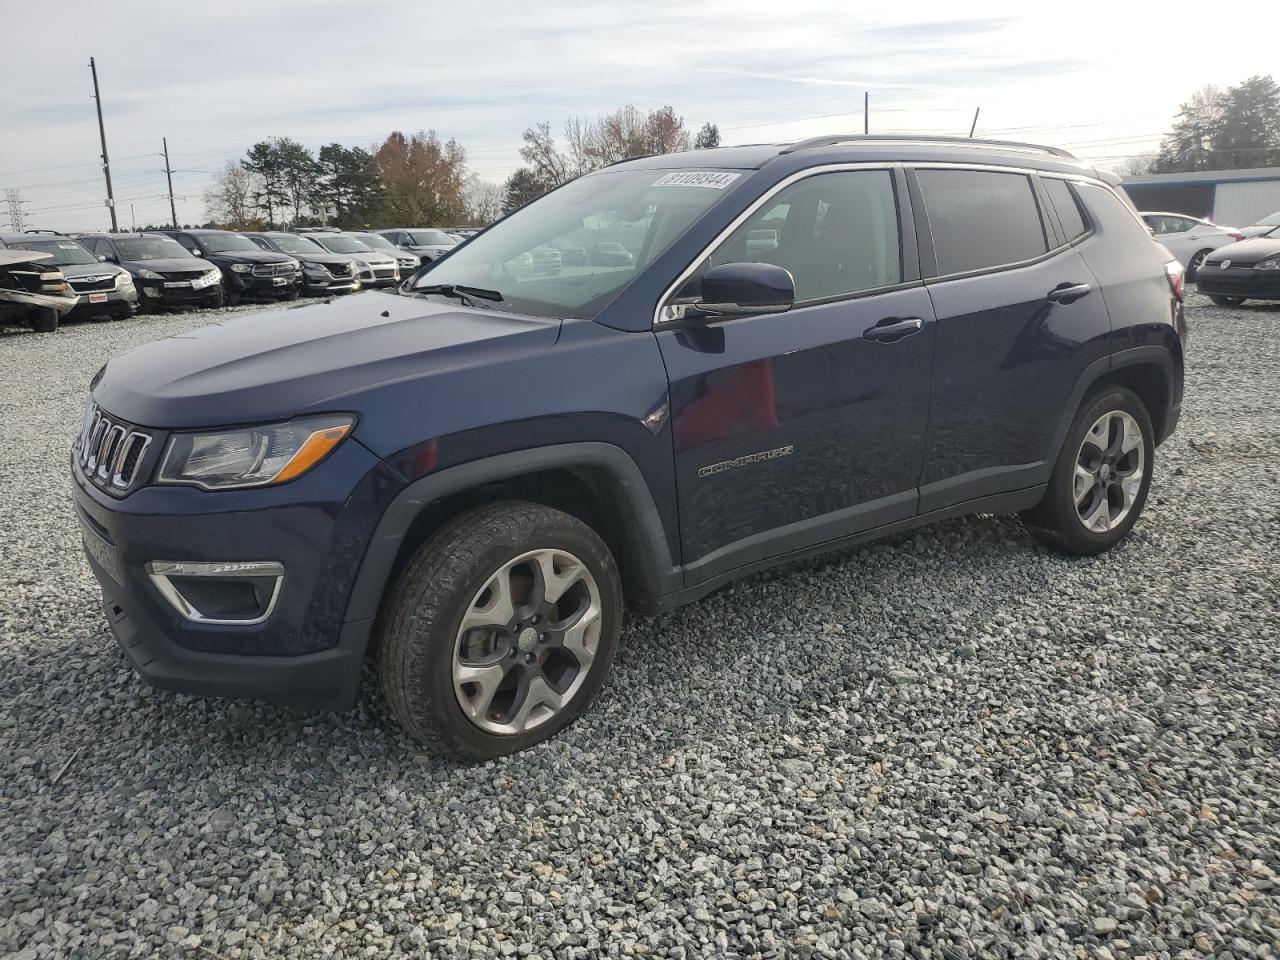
78,403,152,492
251,262,297,277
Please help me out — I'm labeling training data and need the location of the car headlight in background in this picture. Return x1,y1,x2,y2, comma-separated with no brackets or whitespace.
157,415,354,490
230,263,253,273
1255,257,1280,271
355,260,370,270
285,259,300,270
115,270,135,288
137,268,163,280
191,268,222,290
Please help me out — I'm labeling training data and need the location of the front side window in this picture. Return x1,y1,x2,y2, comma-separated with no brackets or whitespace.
705,169,901,301
409,167,743,319
1042,178,1089,241
917,169,1047,275
407,230,456,246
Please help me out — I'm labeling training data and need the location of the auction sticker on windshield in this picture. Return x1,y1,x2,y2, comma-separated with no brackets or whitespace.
652,172,741,189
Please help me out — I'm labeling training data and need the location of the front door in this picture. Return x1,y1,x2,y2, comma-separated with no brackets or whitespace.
656,167,936,583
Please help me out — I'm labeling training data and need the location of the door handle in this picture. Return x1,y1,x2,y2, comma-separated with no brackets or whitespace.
1046,282,1091,304
863,317,924,343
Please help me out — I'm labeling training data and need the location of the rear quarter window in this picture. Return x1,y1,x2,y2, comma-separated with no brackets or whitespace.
1042,178,1089,242
1074,181,1156,246
916,169,1047,275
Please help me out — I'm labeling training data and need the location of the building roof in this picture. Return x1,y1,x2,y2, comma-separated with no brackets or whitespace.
1122,167,1280,188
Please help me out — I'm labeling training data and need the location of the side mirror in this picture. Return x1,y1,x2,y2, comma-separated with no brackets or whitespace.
97,254,108,262
695,262,795,317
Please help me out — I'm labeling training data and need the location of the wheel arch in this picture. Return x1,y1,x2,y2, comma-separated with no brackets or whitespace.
343,443,681,646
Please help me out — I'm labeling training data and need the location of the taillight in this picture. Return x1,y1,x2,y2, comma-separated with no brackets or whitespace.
1229,231,1244,241
1164,259,1184,302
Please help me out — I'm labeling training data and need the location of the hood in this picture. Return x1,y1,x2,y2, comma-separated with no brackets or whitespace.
1239,224,1277,239
93,291,561,429
124,257,218,274
200,249,293,264
60,262,127,281
1203,236,1280,266
294,252,358,269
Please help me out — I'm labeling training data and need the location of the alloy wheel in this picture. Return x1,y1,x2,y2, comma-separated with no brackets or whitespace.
1073,410,1145,533
452,549,602,735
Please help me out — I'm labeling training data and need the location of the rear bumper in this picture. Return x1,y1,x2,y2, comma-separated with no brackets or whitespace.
1196,269,1280,300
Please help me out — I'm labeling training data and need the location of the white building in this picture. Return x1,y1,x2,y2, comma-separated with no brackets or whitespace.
1121,167,1280,227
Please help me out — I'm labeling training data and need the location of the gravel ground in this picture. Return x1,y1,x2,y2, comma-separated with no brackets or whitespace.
1,292,1278,960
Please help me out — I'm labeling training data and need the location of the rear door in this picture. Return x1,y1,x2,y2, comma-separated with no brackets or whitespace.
656,166,936,581
912,166,1112,511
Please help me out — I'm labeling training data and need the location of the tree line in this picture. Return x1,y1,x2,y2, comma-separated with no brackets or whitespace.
1148,75,1280,174
204,105,719,231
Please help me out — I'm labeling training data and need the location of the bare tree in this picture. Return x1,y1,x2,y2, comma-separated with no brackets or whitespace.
203,161,259,229
464,176,505,225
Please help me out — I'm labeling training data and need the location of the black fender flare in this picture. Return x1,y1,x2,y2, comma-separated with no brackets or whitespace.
342,442,680,631
1050,344,1180,460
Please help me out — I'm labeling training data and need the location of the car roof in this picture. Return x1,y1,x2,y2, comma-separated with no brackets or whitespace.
608,135,1098,179
0,233,86,243
76,232,171,239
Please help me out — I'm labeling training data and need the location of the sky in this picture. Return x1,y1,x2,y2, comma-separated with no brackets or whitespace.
2,0,1275,232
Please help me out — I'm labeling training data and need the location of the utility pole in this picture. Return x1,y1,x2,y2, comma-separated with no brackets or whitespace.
89,57,119,232
4,188,27,232
969,107,981,138
864,92,869,134
162,137,178,228
130,203,136,231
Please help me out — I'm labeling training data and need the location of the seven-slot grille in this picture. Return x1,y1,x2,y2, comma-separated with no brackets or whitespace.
252,262,298,277
79,403,152,492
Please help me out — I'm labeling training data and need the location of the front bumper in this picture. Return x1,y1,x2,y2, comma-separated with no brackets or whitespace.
137,279,223,308
66,284,138,319
227,270,301,299
301,272,358,296
358,265,400,287
1196,267,1280,300
71,434,402,710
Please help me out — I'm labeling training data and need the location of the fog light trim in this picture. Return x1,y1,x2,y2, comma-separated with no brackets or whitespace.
146,560,284,625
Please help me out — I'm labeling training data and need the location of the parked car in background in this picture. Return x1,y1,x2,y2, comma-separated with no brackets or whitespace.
444,227,480,238
0,247,76,333
160,229,300,305
1194,235,1280,305
1238,211,1280,239
243,232,359,297
308,233,400,287
1,232,137,320
595,241,634,266
345,231,420,276
77,233,223,312
72,136,1185,759
377,228,458,263
1140,213,1242,279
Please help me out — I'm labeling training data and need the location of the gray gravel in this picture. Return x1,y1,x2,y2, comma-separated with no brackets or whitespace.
2,292,1278,959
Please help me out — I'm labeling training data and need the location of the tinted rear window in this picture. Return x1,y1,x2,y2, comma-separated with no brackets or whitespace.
1042,178,1089,241
917,169,1047,275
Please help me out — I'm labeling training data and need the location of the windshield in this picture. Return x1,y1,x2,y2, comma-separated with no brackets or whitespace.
407,230,456,246
354,233,397,252
269,234,325,254
9,239,99,266
317,236,373,254
117,237,195,261
408,167,743,319
199,233,263,253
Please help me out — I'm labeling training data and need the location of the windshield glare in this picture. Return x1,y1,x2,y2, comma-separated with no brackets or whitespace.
117,237,195,261
200,233,262,253
12,239,98,266
270,234,325,254
407,230,456,246
355,233,397,252
408,168,742,319
317,236,373,254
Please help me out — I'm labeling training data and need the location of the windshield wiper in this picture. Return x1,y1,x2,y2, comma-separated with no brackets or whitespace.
414,283,504,309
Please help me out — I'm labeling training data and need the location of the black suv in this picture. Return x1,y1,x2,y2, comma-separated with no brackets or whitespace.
77,233,224,312
160,229,300,304
242,231,359,297
73,136,1186,759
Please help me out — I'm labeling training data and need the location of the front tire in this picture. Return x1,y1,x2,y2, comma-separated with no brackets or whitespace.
31,308,58,333
1208,295,1245,306
1186,249,1212,281
1022,387,1154,556
379,501,623,760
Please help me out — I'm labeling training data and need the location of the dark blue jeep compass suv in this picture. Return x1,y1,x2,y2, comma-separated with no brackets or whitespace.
72,136,1186,758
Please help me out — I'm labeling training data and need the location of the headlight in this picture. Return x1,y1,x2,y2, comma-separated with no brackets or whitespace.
1255,257,1280,271
138,268,163,280
157,415,354,490
191,268,222,290
115,270,134,288
356,260,370,270
230,263,253,273
286,259,300,269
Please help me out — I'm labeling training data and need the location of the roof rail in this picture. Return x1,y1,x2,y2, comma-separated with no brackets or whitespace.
23,228,66,235
778,134,1076,160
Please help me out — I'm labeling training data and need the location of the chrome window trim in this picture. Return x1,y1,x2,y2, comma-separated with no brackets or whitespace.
145,560,285,626
652,161,899,327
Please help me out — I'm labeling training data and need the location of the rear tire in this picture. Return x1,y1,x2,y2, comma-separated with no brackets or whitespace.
1021,387,1154,556
1208,295,1245,306
378,501,623,760
31,308,58,333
